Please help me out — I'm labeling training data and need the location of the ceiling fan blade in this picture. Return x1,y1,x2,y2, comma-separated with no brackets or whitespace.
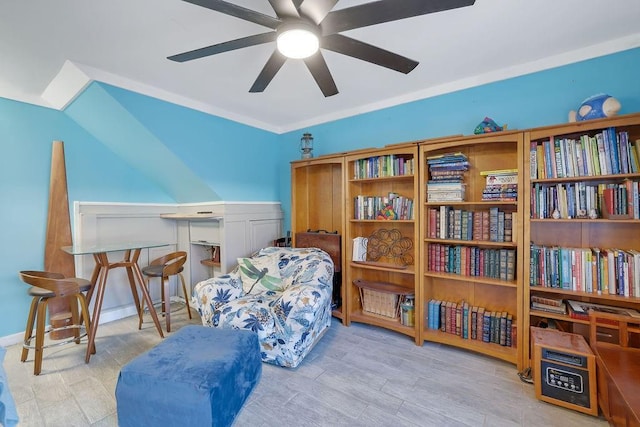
303,51,338,97
322,34,418,74
321,0,475,34
168,32,277,62
268,0,299,18
249,50,287,93
182,0,281,29
298,0,338,25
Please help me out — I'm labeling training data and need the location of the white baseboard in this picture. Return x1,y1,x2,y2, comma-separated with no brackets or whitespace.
0,303,140,348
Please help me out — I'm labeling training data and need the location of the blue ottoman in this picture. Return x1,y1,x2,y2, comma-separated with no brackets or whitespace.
115,325,261,427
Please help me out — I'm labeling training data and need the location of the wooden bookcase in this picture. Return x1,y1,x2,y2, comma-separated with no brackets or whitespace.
344,144,421,343
291,153,347,321
419,132,525,369
522,112,640,369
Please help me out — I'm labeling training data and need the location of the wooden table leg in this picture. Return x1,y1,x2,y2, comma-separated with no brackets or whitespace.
85,253,109,363
130,249,164,338
123,250,143,320
84,248,166,363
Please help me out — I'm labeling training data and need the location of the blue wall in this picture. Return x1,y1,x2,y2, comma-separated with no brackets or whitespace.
97,83,281,202
277,48,640,229
1,47,639,339
0,99,175,339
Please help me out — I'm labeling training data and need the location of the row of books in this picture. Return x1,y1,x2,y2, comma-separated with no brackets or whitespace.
481,169,518,201
425,300,515,347
427,206,514,243
353,194,414,220
530,295,640,320
530,128,640,179
353,154,415,179
428,244,516,281
531,180,640,219
529,244,640,297
426,152,469,202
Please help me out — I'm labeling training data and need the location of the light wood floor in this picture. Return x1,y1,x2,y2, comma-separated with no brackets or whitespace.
3,309,608,426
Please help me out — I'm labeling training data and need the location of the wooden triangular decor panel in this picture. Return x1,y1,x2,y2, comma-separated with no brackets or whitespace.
44,140,75,278
44,141,76,339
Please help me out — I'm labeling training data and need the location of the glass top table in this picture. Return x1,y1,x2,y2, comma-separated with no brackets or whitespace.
62,241,172,362
62,241,171,255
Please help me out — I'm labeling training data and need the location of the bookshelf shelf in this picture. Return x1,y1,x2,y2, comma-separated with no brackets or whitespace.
422,329,518,364
350,310,417,338
523,112,640,370
425,201,518,207
424,271,517,288
423,238,518,248
530,218,640,224
345,145,421,344
349,219,415,224
420,131,524,370
348,175,415,183
531,172,640,184
350,261,415,275
528,310,590,325
530,286,640,303
200,259,221,268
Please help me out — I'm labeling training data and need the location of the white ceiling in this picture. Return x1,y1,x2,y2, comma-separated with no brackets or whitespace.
1,0,639,133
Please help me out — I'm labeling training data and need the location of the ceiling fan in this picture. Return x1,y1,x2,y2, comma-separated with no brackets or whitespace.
168,0,476,97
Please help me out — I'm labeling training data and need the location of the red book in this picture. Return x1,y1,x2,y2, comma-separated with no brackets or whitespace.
603,187,615,216
428,208,437,238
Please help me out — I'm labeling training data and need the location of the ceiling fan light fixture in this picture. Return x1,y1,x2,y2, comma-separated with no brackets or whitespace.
276,22,319,59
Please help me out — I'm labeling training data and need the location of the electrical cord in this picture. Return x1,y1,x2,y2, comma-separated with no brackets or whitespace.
518,367,533,384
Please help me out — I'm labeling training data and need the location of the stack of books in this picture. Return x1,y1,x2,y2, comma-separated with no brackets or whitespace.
481,169,518,201
530,295,567,315
427,152,469,202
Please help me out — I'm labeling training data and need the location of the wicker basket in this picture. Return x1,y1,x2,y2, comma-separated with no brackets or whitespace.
359,288,400,319
353,279,413,321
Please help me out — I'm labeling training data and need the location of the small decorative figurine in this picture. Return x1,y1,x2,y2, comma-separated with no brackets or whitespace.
552,209,561,219
474,117,506,134
569,93,621,122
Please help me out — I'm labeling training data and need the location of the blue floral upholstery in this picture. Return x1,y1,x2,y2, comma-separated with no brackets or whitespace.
192,247,334,368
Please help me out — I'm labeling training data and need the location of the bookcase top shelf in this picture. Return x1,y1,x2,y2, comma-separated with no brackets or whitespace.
425,201,518,207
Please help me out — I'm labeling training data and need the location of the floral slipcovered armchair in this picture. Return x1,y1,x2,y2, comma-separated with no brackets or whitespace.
192,247,334,368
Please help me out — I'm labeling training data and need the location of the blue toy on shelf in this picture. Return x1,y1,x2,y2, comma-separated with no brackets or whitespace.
570,93,621,122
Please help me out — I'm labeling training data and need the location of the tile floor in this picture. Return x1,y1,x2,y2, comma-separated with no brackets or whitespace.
3,309,609,426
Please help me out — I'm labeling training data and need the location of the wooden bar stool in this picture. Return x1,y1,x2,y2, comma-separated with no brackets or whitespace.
18,271,93,375
139,251,191,333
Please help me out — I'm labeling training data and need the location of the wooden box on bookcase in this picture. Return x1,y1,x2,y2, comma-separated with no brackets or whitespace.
344,144,421,344
291,153,347,321
523,112,640,369
419,131,524,370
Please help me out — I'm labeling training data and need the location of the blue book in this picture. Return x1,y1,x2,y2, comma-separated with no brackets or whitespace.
560,248,572,289
544,138,555,178
617,251,626,296
619,131,630,174
606,127,621,174
428,300,435,329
